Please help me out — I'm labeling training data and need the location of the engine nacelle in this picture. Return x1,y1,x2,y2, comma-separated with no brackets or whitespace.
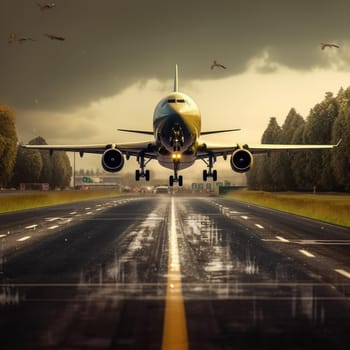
230,149,253,173
101,148,124,172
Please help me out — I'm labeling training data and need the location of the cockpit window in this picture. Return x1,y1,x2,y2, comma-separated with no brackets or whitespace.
167,98,186,103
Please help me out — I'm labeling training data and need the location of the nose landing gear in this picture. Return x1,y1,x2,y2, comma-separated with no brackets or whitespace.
169,174,183,187
169,158,183,187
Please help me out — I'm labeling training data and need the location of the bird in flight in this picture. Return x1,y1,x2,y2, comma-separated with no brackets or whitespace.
36,2,56,11
44,33,65,41
8,33,35,43
320,42,340,50
211,60,227,70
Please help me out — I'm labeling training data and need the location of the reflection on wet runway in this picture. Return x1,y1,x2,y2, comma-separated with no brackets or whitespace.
1,195,350,349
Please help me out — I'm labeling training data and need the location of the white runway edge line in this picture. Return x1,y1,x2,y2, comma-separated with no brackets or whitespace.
25,224,38,230
335,269,350,279
48,225,59,230
254,224,264,229
46,217,60,222
17,236,31,242
298,249,316,258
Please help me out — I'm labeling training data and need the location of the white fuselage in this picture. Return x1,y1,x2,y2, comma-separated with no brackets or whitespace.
153,92,201,170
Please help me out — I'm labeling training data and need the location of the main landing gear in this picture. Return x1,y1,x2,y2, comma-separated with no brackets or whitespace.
202,153,218,182
135,153,151,181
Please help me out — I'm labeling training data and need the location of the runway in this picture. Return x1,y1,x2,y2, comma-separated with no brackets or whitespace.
1,194,350,349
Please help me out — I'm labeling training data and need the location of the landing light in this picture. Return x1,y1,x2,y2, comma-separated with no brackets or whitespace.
172,153,182,160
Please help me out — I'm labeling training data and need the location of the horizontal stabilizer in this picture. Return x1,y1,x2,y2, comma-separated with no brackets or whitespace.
117,129,154,135
201,128,241,135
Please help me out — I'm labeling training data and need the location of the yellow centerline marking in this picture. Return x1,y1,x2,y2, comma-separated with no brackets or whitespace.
162,197,188,350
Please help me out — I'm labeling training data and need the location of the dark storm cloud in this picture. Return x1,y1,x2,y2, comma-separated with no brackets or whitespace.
1,0,350,111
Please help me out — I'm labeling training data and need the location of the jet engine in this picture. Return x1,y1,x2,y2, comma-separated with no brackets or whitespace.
101,148,125,172
230,149,253,173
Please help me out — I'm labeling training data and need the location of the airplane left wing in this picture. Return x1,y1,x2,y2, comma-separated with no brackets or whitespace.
242,139,342,154
196,139,341,158
196,139,341,174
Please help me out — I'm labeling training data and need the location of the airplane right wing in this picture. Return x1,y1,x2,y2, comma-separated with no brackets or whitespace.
117,129,154,135
21,140,158,173
22,140,158,158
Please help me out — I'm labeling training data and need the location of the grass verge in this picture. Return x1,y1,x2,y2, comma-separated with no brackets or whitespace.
0,190,122,214
226,190,350,228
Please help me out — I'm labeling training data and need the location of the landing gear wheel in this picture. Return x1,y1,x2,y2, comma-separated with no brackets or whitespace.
145,169,150,181
169,175,174,187
135,169,140,181
203,170,208,181
213,169,217,181
179,175,183,187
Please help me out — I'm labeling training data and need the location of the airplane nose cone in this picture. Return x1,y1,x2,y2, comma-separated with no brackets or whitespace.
157,115,194,152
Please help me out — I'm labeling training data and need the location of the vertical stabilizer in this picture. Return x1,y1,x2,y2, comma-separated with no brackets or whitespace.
173,64,178,92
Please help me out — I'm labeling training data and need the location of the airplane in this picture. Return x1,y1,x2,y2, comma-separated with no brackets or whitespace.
22,65,341,187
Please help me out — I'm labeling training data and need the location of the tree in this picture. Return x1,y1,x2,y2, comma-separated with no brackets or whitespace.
332,87,350,191
290,123,309,190
247,117,281,190
261,117,282,191
276,108,305,190
0,105,17,187
29,136,53,184
50,151,72,189
28,136,72,189
11,147,43,186
303,92,339,191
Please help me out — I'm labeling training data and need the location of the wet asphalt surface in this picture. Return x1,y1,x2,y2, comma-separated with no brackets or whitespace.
1,194,350,349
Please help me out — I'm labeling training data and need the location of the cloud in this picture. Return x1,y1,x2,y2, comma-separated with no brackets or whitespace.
16,109,101,144
246,50,279,74
1,0,350,113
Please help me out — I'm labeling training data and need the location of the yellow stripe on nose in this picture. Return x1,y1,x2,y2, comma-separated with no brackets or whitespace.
162,197,188,350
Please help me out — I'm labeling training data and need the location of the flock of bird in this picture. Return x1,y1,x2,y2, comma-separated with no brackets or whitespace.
7,2,65,44
7,2,341,71
210,42,340,71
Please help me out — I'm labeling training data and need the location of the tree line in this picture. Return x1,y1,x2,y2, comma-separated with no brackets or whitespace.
1,84,350,192
247,87,350,192
0,104,72,189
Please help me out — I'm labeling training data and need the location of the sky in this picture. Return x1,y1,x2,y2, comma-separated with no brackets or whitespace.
1,0,350,179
